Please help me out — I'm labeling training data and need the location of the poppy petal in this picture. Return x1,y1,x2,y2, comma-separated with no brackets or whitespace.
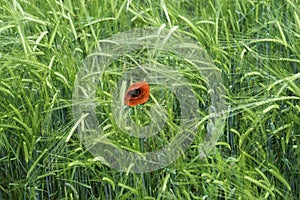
124,81,150,106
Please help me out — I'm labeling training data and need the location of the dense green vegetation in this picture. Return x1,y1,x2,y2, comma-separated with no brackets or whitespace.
0,0,299,199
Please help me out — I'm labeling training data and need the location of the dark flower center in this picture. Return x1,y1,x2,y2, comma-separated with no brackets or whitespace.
128,88,142,98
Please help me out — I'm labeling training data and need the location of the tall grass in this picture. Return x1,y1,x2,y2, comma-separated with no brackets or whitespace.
0,0,299,199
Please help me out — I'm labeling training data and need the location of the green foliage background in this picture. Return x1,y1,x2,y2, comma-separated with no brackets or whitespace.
0,0,299,199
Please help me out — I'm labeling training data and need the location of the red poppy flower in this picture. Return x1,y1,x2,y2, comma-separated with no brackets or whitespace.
124,81,150,106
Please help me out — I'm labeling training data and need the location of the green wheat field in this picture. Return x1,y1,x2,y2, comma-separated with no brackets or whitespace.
0,0,299,199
